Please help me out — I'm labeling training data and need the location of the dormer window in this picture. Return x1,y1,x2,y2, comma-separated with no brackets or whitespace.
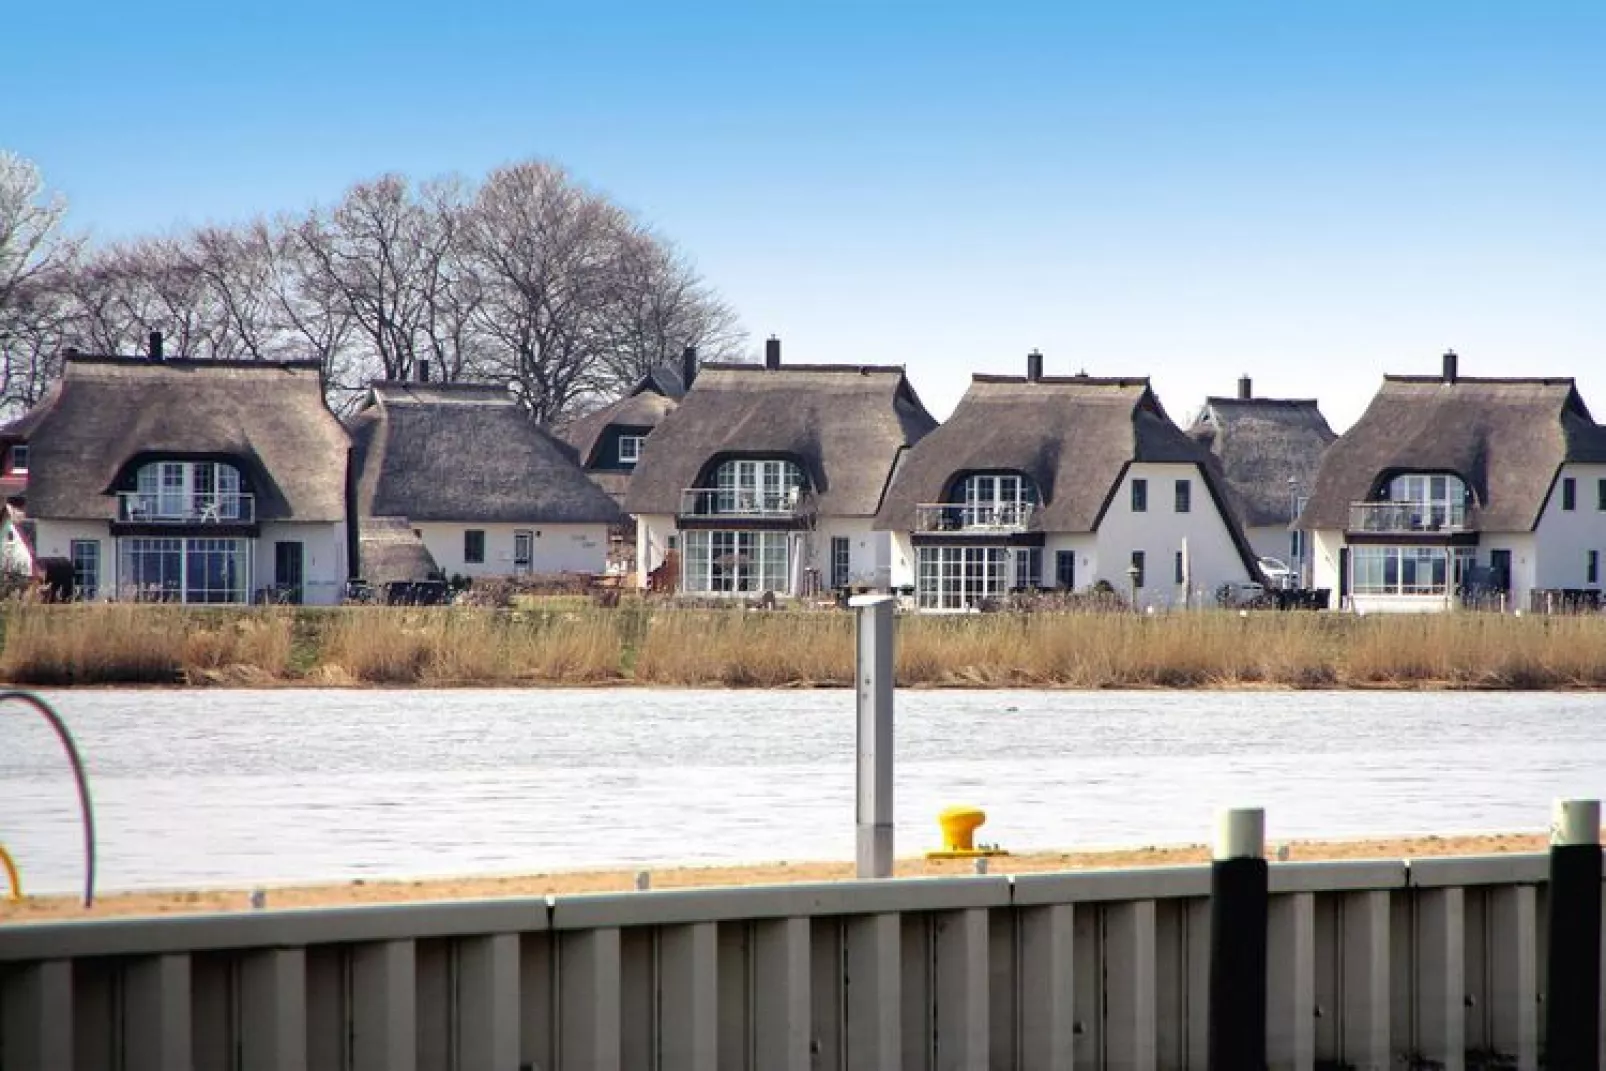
714,458,805,514
124,460,250,523
1386,474,1467,530
8,445,27,474
958,473,1037,528
618,435,645,465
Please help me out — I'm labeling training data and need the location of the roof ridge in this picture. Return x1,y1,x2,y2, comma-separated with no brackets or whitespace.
66,356,324,372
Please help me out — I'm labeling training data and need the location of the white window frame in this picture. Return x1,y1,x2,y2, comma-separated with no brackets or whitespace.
915,545,1011,610
618,435,645,464
681,530,791,594
959,473,1037,528
1350,545,1473,596
10,445,28,474
118,536,251,603
70,539,99,600
1386,474,1468,530
712,459,804,515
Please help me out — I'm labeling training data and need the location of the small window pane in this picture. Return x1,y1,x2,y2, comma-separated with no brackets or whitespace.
464,530,486,564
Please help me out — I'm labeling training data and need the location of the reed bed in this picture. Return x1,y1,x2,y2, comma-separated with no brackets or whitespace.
3,603,1606,689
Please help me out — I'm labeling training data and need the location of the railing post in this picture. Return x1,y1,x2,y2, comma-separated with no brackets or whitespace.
851,594,895,879
1545,797,1601,1071
1208,807,1267,1071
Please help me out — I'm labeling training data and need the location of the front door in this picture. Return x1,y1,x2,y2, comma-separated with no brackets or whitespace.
1338,547,1349,606
514,530,534,573
1489,549,1512,593
274,541,305,604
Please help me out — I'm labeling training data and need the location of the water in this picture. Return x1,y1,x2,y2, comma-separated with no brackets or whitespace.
2,688,1603,894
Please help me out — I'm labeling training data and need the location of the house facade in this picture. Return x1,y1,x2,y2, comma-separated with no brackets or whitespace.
623,339,937,596
348,380,621,583
876,354,1260,610
18,341,352,604
1186,377,1337,583
1298,352,1606,613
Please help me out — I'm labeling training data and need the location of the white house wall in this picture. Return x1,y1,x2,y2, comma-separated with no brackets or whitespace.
31,521,113,595
254,521,348,606
1091,462,1253,608
1533,463,1606,594
414,521,609,580
806,518,890,589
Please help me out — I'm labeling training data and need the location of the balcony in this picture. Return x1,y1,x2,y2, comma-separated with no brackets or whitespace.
678,487,804,519
914,502,1035,533
1347,501,1466,534
118,491,256,525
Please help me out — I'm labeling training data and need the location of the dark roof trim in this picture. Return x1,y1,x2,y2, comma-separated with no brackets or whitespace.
69,356,325,373
972,373,1151,388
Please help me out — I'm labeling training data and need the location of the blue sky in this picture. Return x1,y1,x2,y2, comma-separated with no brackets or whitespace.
4,1,1603,429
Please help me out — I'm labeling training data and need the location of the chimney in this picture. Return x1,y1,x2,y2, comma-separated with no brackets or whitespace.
417,359,431,383
764,336,781,370
1238,375,1252,400
148,331,164,362
681,345,698,390
1026,349,1044,382
1442,350,1458,384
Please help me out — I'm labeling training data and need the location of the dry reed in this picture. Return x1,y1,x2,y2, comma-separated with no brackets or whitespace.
316,608,623,685
0,605,293,685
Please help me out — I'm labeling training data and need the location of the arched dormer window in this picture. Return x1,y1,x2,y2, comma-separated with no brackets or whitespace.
1384,473,1468,531
129,460,250,523
952,472,1039,528
711,458,806,516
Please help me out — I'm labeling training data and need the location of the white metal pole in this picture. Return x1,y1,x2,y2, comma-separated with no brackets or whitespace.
851,594,896,879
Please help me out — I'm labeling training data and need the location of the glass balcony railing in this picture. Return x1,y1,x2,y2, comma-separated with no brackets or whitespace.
678,487,804,518
1347,501,1467,534
118,491,255,524
914,502,1035,533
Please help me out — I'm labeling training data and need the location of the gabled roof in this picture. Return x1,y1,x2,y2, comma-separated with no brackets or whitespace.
348,381,622,525
357,515,440,585
623,362,938,517
875,375,1253,560
1188,397,1337,528
1299,374,1606,532
560,388,680,470
23,356,349,523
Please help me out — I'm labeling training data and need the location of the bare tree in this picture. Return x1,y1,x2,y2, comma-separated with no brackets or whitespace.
0,152,79,411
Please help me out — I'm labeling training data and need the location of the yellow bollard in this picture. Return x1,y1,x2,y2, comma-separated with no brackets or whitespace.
0,842,20,902
926,805,1009,859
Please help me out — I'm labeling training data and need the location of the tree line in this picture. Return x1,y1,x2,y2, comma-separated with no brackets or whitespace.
0,151,745,422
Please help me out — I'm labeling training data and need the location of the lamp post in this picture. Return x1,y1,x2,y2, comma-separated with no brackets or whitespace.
1126,562,1141,611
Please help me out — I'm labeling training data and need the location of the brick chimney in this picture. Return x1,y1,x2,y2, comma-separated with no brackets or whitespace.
1026,349,1044,382
1442,350,1458,384
1238,375,1252,400
764,336,781,370
148,331,164,362
681,345,698,389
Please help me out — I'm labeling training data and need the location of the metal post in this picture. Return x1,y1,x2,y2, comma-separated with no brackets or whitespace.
851,594,895,879
1208,807,1268,1071
1545,797,1601,1071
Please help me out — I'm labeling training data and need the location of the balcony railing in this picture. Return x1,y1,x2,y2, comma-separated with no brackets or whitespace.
118,491,256,524
1347,501,1467,534
914,501,1035,533
678,487,804,518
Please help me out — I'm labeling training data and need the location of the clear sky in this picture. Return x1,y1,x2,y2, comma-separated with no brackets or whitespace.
4,1,1603,430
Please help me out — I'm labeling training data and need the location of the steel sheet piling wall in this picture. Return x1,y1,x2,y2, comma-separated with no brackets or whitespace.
1547,798,1603,1071
0,855,1598,1071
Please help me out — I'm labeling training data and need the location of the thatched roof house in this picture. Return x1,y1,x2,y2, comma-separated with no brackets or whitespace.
348,381,622,526
1187,379,1337,530
560,351,696,502
22,354,349,523
1298,359,1606,534
623,357,937,519
877,373,1249,540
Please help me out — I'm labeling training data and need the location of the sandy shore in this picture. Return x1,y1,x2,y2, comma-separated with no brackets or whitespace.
0,831,1550,922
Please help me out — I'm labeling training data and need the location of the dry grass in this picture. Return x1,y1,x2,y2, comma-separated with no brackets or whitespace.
4,603,1606,689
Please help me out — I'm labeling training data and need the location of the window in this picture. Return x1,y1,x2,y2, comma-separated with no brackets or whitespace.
1130,550,1145,588
464,530,486,564
1598,478,1606,511
274,542,305,603
1174,479,1191,513
618,435,645,464
712,459,806,514
957,473,1038,527
119,537,250,603
915,545,1009,610
70,540,99,600
1383,474,1468,530
1350,545,1473,597
831,536,851,589
1174,550,1185,584
131,460,247,521
1562,477,1577,511
1590,550,1600,586
1055,550,1075,590
1012,547,1041,589
1131,479,1148,512
682,530,790,594
9,445,27,474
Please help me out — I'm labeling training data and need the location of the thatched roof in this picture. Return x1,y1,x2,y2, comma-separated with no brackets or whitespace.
875,374,1259,565
560,389,680,469
23,356,349,522
1188,397,1337,528
356,516,440,584
624,363,937,517
349,381,622,524
1299,374,1606,532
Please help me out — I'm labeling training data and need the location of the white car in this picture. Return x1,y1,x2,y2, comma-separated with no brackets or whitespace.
1257,556,1296,590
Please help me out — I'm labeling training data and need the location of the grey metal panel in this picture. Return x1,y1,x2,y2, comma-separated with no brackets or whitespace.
808,917,845,1070
518,933,556,1071
1013,866,1210,906
932,908,989,1071
617,928,654,1071
0,960,72,1071
1103,899,1158,1071
557,927,621,1071
303,943,350,1071
1017,904,1075,1071
1408,854,1548,888
715,921,751,1071
124,953,192,1071
1340,890,1391,1070
752,917,812,1071
189,953,232,1071
0,898,552,962
240,948,308,1071
455,933,520,1071
1485,884,1538,1071
550,876,1012,930
986,909,1018,1071
658,922,719,1071
1268,860,1409,894
413,939,451,1071
1414,887,1466,1069
1267,892,1316,1071
844,913,900,1070
899,913,930,1071
351,939,416,1071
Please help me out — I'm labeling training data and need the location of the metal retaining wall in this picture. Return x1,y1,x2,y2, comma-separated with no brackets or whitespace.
0,853,1588,1071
